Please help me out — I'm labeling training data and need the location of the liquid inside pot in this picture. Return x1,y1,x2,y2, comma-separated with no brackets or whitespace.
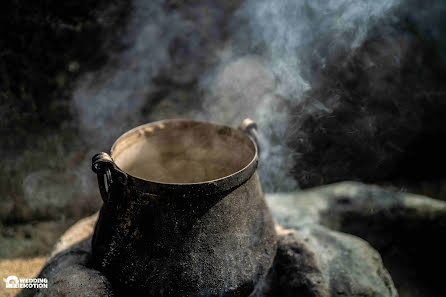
112,121,256,183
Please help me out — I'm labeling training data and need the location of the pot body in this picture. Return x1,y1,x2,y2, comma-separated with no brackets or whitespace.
91,119,277,297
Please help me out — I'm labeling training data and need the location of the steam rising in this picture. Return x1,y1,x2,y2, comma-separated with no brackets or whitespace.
73,0,190,148
238,0,400,94
197,0,401,190
69,0,437,192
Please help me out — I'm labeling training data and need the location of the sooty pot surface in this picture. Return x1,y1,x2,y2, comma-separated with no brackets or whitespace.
91,119,277,297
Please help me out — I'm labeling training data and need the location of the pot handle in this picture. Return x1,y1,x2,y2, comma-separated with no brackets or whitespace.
92,152,128,203
239,118,261,155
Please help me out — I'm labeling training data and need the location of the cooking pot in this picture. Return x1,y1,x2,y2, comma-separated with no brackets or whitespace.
91,118,277,297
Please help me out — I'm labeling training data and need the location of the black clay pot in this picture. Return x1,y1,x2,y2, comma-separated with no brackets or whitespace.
91,119,277,297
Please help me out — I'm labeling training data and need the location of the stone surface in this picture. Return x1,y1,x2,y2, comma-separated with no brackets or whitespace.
266,182,446,297
31,214,112,297
36,182,446,296
49,213,98,258
34,219,397,297
30,182,446,296
256,225,397,297
35,264,113,297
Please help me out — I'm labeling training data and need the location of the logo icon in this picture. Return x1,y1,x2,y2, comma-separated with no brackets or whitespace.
3,276,19,288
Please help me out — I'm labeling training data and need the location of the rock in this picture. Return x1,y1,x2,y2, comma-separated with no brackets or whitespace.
36,215,396,297
266,182,446,297
33,213,112,297
257,225,397,297
34,185,402,297
35,182,446,296
35,265,113,297
49,213,98,258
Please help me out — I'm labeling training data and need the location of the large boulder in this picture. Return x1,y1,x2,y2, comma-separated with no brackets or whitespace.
31,214,109,297
266,182,446,297
257,225,397,297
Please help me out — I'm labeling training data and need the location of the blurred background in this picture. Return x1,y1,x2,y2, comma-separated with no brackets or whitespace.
1,0,446,295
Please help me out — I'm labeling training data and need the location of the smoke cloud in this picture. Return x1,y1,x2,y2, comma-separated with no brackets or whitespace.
72,0,191,149
196,0,401,190
68,0,444,193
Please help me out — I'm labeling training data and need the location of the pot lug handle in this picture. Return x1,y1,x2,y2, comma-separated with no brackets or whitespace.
239,118,261,155
92,152,128,203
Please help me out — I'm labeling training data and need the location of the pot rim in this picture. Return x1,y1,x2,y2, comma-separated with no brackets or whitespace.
108,119,259,193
